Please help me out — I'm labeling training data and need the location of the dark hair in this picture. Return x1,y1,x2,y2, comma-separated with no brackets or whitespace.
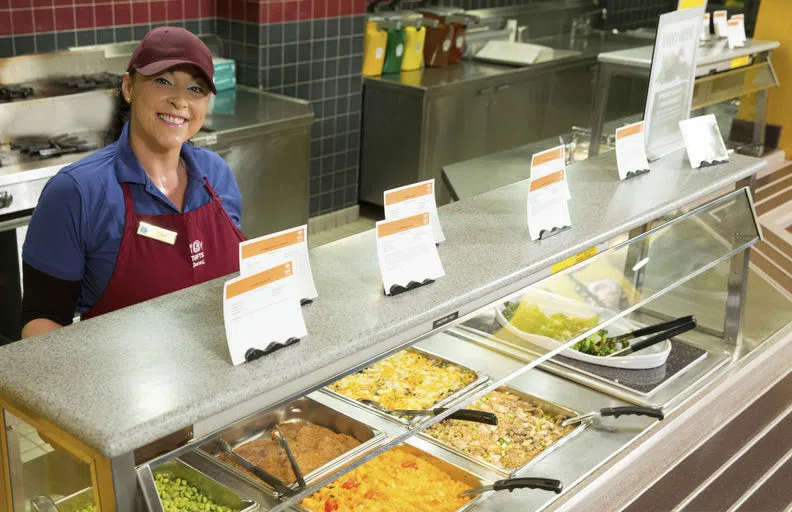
106,70,135,145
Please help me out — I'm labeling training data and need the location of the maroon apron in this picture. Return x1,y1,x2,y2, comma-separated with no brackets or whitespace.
82,178,245,319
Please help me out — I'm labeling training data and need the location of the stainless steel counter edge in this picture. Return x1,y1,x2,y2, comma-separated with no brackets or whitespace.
597,39,780,67
0,149,765,458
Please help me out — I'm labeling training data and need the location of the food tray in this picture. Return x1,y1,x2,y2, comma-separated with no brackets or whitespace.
418,386,585,478
293,443,490,512
495,289,672,369
153,458,259,511
32,488,94,512
322,347,490,426
199,396,387,494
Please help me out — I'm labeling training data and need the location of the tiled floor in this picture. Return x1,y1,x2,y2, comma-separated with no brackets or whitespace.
12,416,53,463
308,217,376,248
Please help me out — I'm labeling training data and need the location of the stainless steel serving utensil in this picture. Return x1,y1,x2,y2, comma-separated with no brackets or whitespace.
461,477,563,497
606,316,697,357
561,406,664,427
359,399,498,425
272,425,306,489
217,439,295,497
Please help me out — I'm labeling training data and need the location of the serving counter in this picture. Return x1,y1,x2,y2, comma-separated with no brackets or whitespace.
2,147,791,512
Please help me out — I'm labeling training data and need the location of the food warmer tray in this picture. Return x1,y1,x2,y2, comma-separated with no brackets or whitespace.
198,396,387,495
417,385,587,479
152,457,259,511
321,347,490,427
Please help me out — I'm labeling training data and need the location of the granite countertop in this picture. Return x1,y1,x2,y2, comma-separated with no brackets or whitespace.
598,38,780,67
0,149,765,458
366,31,649,93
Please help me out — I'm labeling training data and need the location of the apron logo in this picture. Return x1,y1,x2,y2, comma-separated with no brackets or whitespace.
190,239,206,268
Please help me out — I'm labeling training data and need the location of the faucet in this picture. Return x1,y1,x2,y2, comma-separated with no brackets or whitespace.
571,7,607,39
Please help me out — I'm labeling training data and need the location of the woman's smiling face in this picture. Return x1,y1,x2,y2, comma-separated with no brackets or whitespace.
122,65,211,152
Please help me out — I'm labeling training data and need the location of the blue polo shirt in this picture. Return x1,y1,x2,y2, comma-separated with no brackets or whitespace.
23,123,242,313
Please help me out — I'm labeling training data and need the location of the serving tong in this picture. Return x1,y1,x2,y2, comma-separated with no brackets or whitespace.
272,425,306,488
606,315,697,357
461,477,563,497
359,399,498,425
562,406,664,427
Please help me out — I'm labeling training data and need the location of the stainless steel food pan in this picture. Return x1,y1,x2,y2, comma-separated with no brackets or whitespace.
199,396,386,493
419,385,586,478
322,347,490,426
153,457,259,511
292,443,490,512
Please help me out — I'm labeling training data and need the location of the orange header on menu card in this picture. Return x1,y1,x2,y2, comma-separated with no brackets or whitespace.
728,19,739,26
377,213,430,238
530,170,565,192
616,123,643,139
714,11,726,18
384,182,433,205
226,262,293,299
531,147,564,167
240,229,305,259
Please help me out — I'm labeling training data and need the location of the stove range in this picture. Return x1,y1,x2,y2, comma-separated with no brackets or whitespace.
0,85,35,103
1,133,101,169
58,72,121,92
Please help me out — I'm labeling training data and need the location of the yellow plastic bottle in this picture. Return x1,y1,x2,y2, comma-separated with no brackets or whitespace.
401,23,426,71
362,17,388,77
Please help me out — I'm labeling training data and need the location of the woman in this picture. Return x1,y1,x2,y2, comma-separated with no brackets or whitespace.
21,27,245,338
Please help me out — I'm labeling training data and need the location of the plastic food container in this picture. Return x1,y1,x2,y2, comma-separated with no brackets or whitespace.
381,20,406,75
362,15,387,77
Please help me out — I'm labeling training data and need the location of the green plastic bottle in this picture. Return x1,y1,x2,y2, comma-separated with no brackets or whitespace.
382,20,406,75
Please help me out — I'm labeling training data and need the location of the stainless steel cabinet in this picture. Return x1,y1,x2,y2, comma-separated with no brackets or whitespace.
360,61,589,207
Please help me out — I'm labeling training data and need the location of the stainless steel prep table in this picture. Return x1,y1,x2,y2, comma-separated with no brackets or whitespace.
2,147,791,511
589,39,780,158
359,31,649,206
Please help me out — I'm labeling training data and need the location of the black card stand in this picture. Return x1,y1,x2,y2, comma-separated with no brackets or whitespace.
245,337,301,362
538,225,571,240
300,298,314,306
386,278,435,297
625,168,651,179
698,159,729,168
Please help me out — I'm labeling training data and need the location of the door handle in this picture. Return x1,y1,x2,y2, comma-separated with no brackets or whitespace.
478,87,494,95
495,84,511,92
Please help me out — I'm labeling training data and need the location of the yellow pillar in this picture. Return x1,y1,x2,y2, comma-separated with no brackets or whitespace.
751,0,792,158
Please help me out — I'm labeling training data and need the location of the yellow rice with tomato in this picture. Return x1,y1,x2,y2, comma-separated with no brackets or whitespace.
328,350,476,411
300,446,473,512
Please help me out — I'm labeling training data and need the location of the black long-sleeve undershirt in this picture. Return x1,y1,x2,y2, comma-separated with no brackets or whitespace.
21,261,81,328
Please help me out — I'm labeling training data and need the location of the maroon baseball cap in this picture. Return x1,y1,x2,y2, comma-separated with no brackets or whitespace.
127,27,217,94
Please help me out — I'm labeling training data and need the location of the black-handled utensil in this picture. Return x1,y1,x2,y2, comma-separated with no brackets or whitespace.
359,399,498,425
562,406,664,427
217,439,295,497
272,425,306,489
608,316,696,344
608,317,697,357
461,477,563,497
391,408,499,426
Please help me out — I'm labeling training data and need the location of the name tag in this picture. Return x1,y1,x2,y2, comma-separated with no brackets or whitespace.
137,221,177,245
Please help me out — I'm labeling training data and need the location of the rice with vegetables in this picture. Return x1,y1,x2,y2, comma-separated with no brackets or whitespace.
328,350,476,410
425,389,574,470
300,446,473,512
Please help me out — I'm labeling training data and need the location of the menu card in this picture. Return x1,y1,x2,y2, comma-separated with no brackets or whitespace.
701,13,711,41
679,114,729,168
239,225,318,303
376,213,445,295
384,179,445,244
223,262,307,366
527,145,572,241
713,10,728,38
727,15,746,49
615,121,651,180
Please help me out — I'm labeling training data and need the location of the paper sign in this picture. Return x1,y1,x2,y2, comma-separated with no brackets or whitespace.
701,13,711,41
727,18,744,49
239,225,317,302
679,114,729,169
376,213,445,294
733,14,746,44
527,145,572,241
643,7,704,161
615,122,651,180
530,145,571,200
384,179,445,244
223,262,307,366
713,10,728,38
